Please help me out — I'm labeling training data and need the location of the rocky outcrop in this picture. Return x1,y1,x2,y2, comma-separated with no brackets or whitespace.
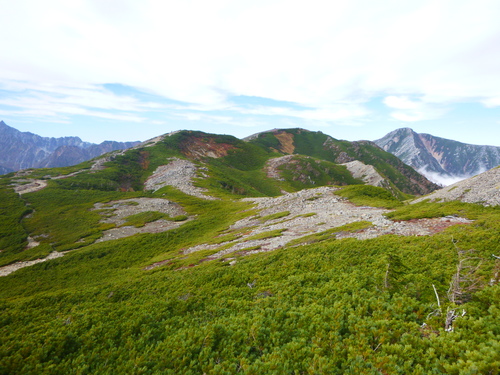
264,155,295,181
375,128,500,185
0,121,139,173
341,160,385,187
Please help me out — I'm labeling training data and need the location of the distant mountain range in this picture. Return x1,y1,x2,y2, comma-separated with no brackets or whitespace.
374,128,500,185
0,121,139,174
3,121,500,188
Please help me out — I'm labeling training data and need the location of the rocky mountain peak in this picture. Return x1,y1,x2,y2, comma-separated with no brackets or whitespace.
375,128,500,185
0,121,139,173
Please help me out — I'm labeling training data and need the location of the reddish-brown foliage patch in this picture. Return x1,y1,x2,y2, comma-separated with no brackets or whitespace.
180,137,237,159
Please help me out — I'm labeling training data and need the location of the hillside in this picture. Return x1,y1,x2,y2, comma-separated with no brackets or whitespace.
0,121,139,173
1,129,499,373
246,128,439,196
375,127,500,185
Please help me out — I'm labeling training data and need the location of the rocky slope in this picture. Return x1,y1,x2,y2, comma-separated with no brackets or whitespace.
341,160,386,187
0,121,139,173
412,166,500,206
375,127,500,185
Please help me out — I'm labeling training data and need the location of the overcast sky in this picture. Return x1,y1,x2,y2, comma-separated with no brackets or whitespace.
1,0,500,145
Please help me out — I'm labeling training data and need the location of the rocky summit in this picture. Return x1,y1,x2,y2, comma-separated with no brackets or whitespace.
375,127,500,185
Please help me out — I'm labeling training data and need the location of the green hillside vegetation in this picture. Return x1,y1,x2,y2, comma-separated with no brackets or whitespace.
121,211,188,227
335,185,404,209
28,129,423,201
248,128,439,196
201,159,282,198
1,192,499,373
0,184,31,259
277,156,363,190
169,131,283,198
1,129,499,373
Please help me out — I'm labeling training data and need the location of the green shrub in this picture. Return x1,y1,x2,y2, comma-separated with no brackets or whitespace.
335,185,403,208
122,211,171,227
259,211,290,223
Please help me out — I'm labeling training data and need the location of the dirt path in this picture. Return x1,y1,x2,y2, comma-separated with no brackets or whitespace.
0,251,65,277
0,197,191,276
12,167,88,195
13,179,48,195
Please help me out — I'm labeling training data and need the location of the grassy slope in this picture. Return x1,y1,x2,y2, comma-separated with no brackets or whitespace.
1,197,499,373
249,129,439,196
277,155,364,190
1,131,500,373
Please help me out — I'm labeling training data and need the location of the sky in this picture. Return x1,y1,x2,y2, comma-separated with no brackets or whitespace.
1,0,500,146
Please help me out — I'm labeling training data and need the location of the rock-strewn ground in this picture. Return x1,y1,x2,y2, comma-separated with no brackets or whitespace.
93,198,190,243
412,166,500,206
182,186,471,263
144,158,216,200
2,185,472,276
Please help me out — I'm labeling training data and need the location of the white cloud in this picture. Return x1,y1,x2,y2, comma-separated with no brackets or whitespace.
174,112,264,128
0,82,162,123
1,0,500,126
417,167,471,187
482,97,500,107
383,95,449,122
237,104,369,122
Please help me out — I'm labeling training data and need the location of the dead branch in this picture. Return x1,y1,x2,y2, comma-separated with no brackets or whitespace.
444,309,466,332
447,244,482,305
432,284,441,309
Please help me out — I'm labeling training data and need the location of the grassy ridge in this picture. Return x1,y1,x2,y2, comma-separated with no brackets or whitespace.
248,129,438,196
